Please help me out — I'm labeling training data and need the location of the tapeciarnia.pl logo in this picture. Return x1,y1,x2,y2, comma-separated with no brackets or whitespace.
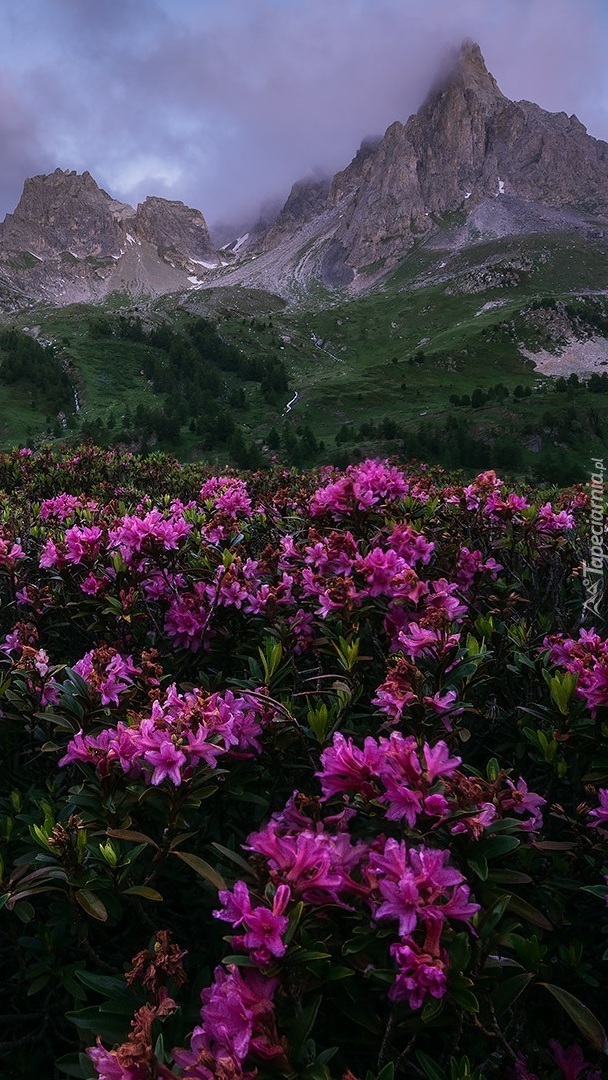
582,458,606,622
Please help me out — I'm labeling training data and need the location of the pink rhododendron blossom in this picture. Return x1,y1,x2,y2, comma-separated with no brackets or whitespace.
73,648,141,707
109,508,192,563
317,732,386,799
455,546,502,588
214,882,291,965
500,778,546,831
398,623,461,660
200,476,253,518
588,789,608,828
422,689,464,731
187,965,283,1069
88,1040,149,1079
388,939,448,1009
59,685,269,784
548,1040,601,1080
64,524,104,564
386,523,435,565
366,838,479,936
246,820,365,905
0,535,25,568
310,459,408,517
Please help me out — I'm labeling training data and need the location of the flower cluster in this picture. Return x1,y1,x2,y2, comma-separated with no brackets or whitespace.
544,628,608,716
59,684,270,785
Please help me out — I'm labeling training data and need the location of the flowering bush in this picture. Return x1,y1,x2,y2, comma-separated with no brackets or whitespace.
0,447,606,1079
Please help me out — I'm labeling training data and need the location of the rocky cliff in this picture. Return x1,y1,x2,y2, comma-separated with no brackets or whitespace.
0,170,217,309
326,39,608,269
134,196,214,264
1,40,608,310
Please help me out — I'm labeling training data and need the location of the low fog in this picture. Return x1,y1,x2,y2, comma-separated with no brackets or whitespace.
0,0,607,234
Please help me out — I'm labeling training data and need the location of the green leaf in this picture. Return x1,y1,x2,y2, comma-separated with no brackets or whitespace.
487,870,533,885
492,972,534,1015
540,983,608,1054
106,828,158,848
450,988,479,1012
122,885,164,901
27,973,51,995
507,895,552,931
211,841,256,876
477,835,521,858
74,970,130,997
415,1050,447,1080
75,889,108,922
14,900,35,923
56,1051,95,1078
371,1066,395,1080
302,1066,331,1080
326,966,355,981
467,854,488,881
221,954,257,967
581,884,608,899
284,900,304,944
66,1006,126,1043
172,850,226,890
286,994,322,1053
292,949,331,963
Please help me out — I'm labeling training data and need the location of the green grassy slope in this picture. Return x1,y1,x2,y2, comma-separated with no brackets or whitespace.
0,227,607,480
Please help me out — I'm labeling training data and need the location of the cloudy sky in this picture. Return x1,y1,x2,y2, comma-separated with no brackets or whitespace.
1,0,607,232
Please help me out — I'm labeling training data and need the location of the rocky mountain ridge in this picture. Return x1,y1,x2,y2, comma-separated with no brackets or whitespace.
1,40,608,311
0,169,222,310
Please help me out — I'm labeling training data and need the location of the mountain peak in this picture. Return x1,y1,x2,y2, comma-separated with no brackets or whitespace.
429,39,504,107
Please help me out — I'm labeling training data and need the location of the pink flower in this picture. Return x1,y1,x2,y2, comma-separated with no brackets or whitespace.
588,789,608,828
398,623,461,659
536,503,575,532
501,777,545,831
548,1040,599,1080
195,965,282,1066
423,741,461,783
145,740,187,786
246,822,360,905
88,1039,148,1079
422,689,464,731
389,940,448,1009
214,882,291,965
317,733,385,799
367,839,478,936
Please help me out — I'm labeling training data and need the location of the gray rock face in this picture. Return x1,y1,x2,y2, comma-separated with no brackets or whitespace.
326,39,608,269
134,196,213,262
0,169,216,308
255,175,332,252
0,169,126,258
1,38,608,309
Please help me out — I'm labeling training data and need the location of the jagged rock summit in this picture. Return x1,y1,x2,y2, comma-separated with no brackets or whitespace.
205,38,608,296
1,40,608,309
320,37,608,272
0,170,219,310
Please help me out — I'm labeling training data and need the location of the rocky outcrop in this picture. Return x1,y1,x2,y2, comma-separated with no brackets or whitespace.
1,39,608,309
0,170,217,309
134,196,214,263
0,169,127,258
326,39,608,269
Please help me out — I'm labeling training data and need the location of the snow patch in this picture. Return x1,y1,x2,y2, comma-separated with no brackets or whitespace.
233,232,249,252
474,300,508,318
464,191,472,199
126,233,136,244
497,178,505,196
